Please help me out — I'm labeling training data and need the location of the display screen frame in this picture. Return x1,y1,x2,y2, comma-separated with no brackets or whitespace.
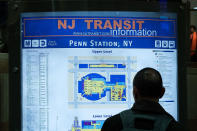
8,1,188,131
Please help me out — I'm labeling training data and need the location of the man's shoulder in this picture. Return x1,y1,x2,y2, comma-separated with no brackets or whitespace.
101,113,123,131
106,114,121,122
167,120,185,131
101,110,185,131
162,111,185,131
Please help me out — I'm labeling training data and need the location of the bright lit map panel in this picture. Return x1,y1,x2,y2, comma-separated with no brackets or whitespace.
21,12,178,131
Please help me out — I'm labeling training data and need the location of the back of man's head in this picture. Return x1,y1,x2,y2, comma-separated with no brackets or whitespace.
133,68,163,99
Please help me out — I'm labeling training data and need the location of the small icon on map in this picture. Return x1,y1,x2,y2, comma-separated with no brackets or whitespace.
40,39,47,47
169,41,175,48
155,40,161,48
32,40,39,47
24,40,31,47
162,40,168,48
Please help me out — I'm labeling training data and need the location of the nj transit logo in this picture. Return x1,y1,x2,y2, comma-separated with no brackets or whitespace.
24,39,47,48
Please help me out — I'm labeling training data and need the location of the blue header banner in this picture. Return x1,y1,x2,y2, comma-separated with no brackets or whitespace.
21,16,177,49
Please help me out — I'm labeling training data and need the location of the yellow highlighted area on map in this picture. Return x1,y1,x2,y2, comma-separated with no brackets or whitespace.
83,79,104,98
83,78,126,101
89,64,115,68
111,84,126,101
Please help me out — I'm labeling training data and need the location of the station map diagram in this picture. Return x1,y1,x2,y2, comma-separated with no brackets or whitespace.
69,117,104,131
68,56,137,108
78,73,126,101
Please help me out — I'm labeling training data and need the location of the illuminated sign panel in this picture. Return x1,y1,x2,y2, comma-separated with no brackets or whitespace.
22,16,176,49
21,12,177,131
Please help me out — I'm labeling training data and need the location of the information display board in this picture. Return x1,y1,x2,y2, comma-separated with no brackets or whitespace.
21,12,178,131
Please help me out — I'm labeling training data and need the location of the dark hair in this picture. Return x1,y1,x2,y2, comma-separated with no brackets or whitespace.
190,25,196,30
133,68,163,98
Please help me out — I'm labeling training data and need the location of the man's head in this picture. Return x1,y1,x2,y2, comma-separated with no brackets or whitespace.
190,25,196,33
133,68,165,102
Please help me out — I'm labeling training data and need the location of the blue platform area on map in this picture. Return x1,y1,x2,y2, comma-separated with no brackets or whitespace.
78,73,126,101
82,120,104,129
79,64,126,68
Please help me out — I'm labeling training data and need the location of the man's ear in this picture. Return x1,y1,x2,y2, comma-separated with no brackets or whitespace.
159,87,165,98
133,86,139,100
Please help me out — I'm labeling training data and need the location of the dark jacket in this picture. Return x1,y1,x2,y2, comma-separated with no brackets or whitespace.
101,100,184,131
